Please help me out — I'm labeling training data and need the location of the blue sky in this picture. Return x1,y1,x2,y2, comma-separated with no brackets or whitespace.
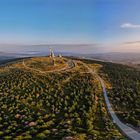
0,0,94,44
95,0,140,44
0,0,140,53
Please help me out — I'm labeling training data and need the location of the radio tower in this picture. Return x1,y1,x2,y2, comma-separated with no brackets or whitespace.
49,47,55,65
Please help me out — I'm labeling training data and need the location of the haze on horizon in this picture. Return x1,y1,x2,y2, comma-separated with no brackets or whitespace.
0,0,140,53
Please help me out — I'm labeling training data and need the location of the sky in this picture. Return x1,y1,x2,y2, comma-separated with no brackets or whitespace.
0,0,94,44
0,0,140,53
95,0,140,43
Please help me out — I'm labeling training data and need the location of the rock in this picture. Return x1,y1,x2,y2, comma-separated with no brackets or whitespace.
15,114,21,119
28,122,37,127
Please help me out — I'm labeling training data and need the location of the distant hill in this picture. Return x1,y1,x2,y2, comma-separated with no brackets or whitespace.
1,51,140,65
0,52,17,60
81,52,140,64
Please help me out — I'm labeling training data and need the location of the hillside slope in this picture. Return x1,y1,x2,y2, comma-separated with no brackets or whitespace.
100,62,140,129
0,57,124,140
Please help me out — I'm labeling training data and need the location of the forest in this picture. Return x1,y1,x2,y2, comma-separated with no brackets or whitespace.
100,62,140,127
81,58,140,128
0,57,124,140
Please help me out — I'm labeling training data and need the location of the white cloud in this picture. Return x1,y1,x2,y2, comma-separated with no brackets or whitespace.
121,23,140,28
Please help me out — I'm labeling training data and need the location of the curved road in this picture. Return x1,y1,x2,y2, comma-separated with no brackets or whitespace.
85,64,140,140
99,77,140,140
23,58,140,139
22,59,75,73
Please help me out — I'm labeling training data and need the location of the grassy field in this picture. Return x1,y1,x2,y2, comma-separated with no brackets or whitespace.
24,57,68,71
0,57,125,140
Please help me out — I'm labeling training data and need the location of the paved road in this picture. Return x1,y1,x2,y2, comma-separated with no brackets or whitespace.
99,77,140,140
85,64,140,140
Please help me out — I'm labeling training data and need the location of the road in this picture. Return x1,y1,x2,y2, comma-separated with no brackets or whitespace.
4,58,140,139
22,59,75,73
85,64,140,140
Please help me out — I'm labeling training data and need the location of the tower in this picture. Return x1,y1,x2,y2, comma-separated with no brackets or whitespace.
49,47,55,66
58,54,62,58
49,47,55,58
49,47,52,57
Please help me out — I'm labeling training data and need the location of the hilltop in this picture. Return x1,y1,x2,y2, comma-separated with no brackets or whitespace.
0,56,124,140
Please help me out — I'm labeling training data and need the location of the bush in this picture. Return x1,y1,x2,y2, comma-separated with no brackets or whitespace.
36,133,46,139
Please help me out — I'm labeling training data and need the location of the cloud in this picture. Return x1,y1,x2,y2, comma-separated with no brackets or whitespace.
121,23,140,28
123,41,140,45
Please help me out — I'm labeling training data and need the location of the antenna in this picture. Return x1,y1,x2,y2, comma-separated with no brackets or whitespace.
49,47,52,57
